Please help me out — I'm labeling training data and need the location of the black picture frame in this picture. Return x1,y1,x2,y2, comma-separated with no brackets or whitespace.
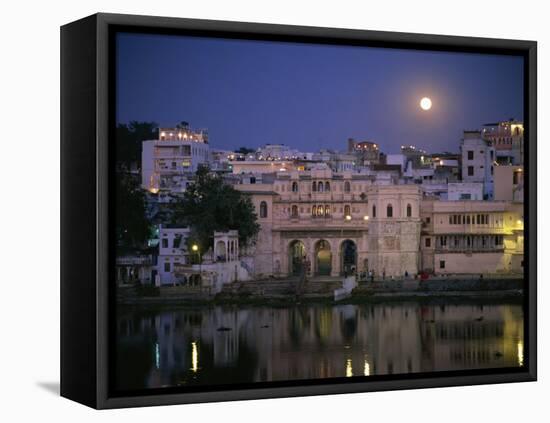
60,12,537,409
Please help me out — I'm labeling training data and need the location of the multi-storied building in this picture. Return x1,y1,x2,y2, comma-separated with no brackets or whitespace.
141,125,210,194
460,131,496,200
347,138,381,165
420,199,524,274
157,226,191,284
482,120,524,166
138,121,525,284
236,168,523,279
236,168,422,278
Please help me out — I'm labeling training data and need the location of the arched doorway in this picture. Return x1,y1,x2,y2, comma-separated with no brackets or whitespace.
315,240,332,276
289,240,306,276
341,240,357,275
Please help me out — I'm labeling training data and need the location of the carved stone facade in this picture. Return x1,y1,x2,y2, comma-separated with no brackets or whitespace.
238,168,523,278
238,170,422,278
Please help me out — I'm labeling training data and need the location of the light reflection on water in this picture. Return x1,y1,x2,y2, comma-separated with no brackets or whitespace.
115,302,523,391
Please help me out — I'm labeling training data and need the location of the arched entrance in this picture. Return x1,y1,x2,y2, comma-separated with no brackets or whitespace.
341,240,357,275
289,240,306,276
315,240,332,276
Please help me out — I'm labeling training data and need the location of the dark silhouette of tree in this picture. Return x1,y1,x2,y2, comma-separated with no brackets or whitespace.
116,121,158,170
115,173,151,253
169,166,260,252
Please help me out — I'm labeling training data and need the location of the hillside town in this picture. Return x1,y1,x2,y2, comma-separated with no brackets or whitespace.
116,119,524,297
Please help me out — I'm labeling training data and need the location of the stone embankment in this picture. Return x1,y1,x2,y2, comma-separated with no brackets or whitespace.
117,275,523,305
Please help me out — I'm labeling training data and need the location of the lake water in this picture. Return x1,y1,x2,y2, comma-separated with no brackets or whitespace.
115,300,524,391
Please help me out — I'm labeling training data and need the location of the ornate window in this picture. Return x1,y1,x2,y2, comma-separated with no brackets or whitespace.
344,204,351,217
312,205,317,217
325,205,331,216
260,201,268,218
344,181,351,193
325,182,330,192
318,182,324,192
292,182,298,192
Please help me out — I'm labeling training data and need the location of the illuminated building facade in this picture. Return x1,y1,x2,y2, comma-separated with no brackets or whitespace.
420,199,524,274
237,169,422,278
347,138,381,165
238,171,523,279
141,125,210,193
482,120,524,165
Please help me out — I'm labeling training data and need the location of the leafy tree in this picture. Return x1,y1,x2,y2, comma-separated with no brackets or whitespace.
115,172,151,253
116,121,158,169
169,166,260,252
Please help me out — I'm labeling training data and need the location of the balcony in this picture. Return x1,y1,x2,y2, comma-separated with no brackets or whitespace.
432,226,511,235
435,246,505,254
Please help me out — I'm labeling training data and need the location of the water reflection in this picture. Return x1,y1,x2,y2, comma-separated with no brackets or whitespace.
115,302,523,391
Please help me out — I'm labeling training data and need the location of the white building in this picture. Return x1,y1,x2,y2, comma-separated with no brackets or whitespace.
386,154,407,172
460,131,495,199
142,125,210,193
158,226,191,285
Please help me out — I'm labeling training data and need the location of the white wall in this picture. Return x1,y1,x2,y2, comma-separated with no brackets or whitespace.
4,1,547,422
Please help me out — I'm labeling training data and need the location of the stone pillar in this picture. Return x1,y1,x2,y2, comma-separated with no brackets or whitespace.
307,239,315,277
331,240,340,277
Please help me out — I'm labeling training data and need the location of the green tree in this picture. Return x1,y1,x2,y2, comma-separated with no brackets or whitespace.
116,121,158,169
169,166,260,252
115,173,151,253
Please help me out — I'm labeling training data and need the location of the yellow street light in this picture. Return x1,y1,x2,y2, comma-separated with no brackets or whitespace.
192,244,198,252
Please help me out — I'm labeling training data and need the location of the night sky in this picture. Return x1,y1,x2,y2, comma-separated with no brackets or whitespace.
116,32,524,154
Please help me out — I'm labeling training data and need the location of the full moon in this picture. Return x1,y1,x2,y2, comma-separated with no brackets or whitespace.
420,97,432,111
